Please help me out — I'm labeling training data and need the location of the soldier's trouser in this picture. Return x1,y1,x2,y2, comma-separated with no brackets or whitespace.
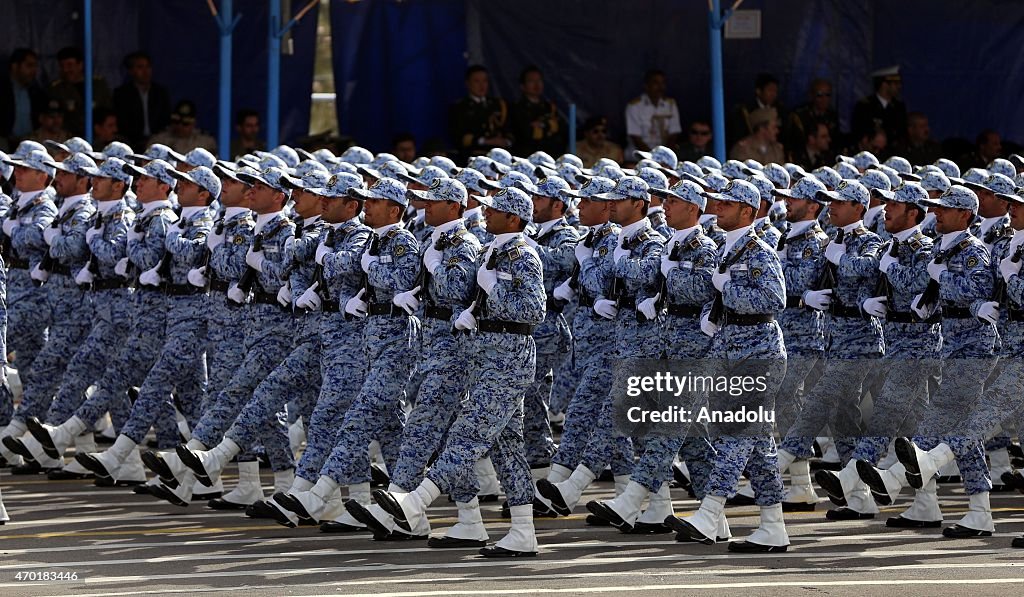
523,349,561,467
427,332,536,506
7,268,50,375
852,358,935,464
0,265,10,426
203,295,247,413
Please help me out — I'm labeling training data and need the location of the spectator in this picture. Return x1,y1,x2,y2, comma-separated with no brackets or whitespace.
784,78,840,155
893,112,942,166
30,98,70,144
448,65,510,161
391,132,417,163
1,48,48,150
113,51,171,149
149,100,216,154
509,65,566,157
48,46,113,137
677,119,713,163
625,69,681,156
789,121,832,170
729,107,784,164
728,72,785,148
230,108,263,158
843,126,888,158
92,106,120,147
851,65,907,148
576,115,623,167
959,129,1003,170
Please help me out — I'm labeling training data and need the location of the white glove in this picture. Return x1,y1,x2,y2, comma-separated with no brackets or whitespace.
315,242,332,265
862,296,888,318
423,245,442,275
392,285,421,315
75,266,94,285
206,230,225,251
86,226,102,242
345,288,368,318
296,282,322,311
277,284,293,308
245,247,265,272
999,255,1022,282
926,260,947,282
700,311,720,337
574,241,594,266
454,303,478,331
660,253,678,277
476,265,497,294
138,267,162,287
638,293,660,321
552,279,576,302
43,227,59,246
878,250,898,274
712,269,730,291
977,301,1000,324
360,249,378,273
114,257,130,278
613,243,630,263
802,288,833,311
187,267,207,288
824,241,846,266
227,283,246,304
2,219,17,237
30,264,48,283
910,293,934,320
594,298,618,320
128,228,144,243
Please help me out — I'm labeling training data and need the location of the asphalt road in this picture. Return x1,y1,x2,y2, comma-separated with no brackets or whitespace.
0,465,1023,597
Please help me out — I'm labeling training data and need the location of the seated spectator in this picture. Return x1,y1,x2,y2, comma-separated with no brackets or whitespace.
677,119,713,163
49,46,112,137
788,122,832,170
392,132,417,163
728,72,785,148
92,106,120,147
625,69,681,156
784,78,839,155
510,65,566,157
113,51,171,149
576,115,623,167
729,107,783,164
959,129,1002,170
448,65,510,160
893,112,942,166
230,108,263,158
842,126,888,159
149,100,216,154
1,47,48,150
30,98,70,144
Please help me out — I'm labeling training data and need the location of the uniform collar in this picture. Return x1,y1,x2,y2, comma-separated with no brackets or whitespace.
224,206,251,222
333,216,360,230
180,206,207,222
16,189,44,209
670,224,701,244
464,206,482,218
490,231,520,251
140,199,173,218
865,204,885,223
96,199,123,214
58,193,90,216
722,225,753,255
535,217,563,238
894,225,921,242
373,222,401,236
430,218,462,244
254,210,283,234
786,219,816,238
979,214,1006,235
618,217,648,241
939,230,967,251
841,220,864,234
303,215,320,229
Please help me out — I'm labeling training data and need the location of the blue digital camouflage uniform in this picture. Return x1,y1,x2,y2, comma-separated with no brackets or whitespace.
700,214,727,247
13,195,95,424
319,223,420,485
295,217,371,483
703,226,788,507
779,222,884,462
390,220,480,491
752,217,782,250
0,192,11,426
912,231,998,495
426,234,546,506
119,206,214,447
647,207,672,239
525,216,580,468
6,189,58,374
464,207,493,245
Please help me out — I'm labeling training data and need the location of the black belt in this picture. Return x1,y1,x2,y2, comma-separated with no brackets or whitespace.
209,278,230,293
252,290,286,309
578,294,595,308
666,304,702,318
134,284,163,293
50,263,73,276
91,278,128,291
722,310,774,326
367,302,407,317
478,319,536,336
423,305,454,321
829,304,864,319
165,283,205,296
786,296,803,309
887,311,940,324
322,298,340,313
941,305,973,319
7,256,29,269
616,296,636,309
1010,309,1024,322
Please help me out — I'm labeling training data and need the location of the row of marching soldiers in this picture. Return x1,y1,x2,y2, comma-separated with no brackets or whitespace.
0,134,1023,555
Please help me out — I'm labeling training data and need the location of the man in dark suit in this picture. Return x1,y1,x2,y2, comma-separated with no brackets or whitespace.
113,51,171,149
1,48,48,151
851,65,907,149
448,65,510,162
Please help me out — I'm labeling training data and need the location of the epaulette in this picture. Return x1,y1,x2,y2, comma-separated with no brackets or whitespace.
31,195,47,207
383,227,401,240
504,238,529,262
628,229,654,248
907,233,925,252
687,235,704,250
594,225,616,241
850,226,871,237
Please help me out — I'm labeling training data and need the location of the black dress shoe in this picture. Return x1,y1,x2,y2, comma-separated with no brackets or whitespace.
344,499,392,537
370,463,390,488
2,435,32,459
628,522,673,534
208,497,248,510
25,417,60,460
479,545,537,558
1002,470,1024,491
319,521,365,533
814,469,848,506
533,497,559,518
175,445,213,487
428,536,487,548
500,500,510,519
809,459,841,471
782,501,817,513
479,493,499,503
245,500,275,518
371,488,411,531
585,514,611,526
47,469,93,481
675,531,729,543
597,468,614,482
1011,535,1024,548
664,516,714,545
11,460,43,475
192,491,222,501
141,451,179,489
534,479,571,516
725,493,756,506
728,541,788,553
825,507,875,521
148,484,189,507
585,500,630,531
265,495,298,528
942,524,992,538
886,515,941,528
855,460,894,506
272,492,314,522
74,454,112,478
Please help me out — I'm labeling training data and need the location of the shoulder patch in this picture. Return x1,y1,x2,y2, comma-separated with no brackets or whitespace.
966,256,979,268
802,247,813,259
394,243,407,257
233,235,245,245
507,247,522,262
598,246,608,257
751,267,763,278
